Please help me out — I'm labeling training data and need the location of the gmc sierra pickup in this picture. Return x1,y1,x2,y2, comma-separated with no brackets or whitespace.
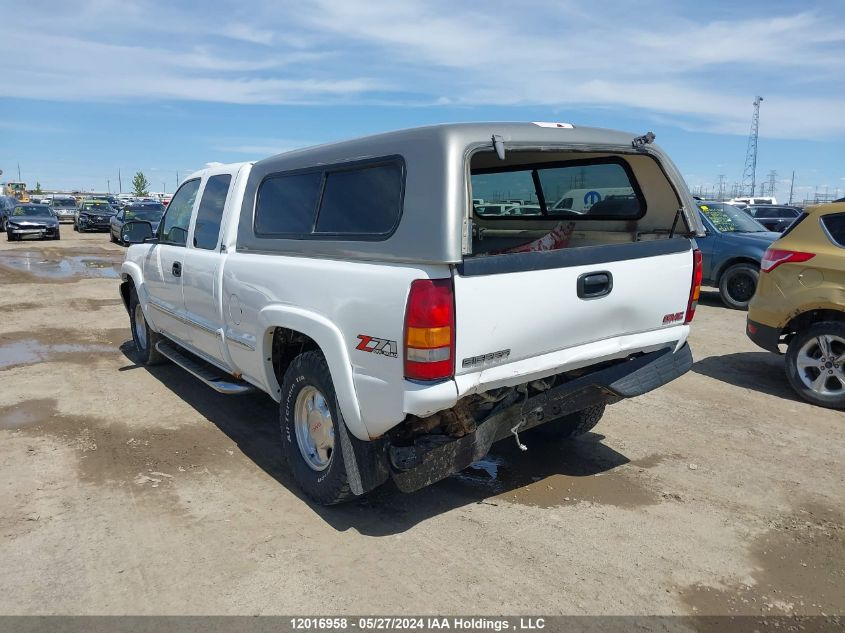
118,122,705,504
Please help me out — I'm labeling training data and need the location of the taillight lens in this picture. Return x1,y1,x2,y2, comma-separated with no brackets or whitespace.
684,249,703,324
404,279,455,381
760,248,815,273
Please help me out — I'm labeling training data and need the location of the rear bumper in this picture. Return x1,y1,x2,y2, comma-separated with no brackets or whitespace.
388,343,693,493
746,319,782,354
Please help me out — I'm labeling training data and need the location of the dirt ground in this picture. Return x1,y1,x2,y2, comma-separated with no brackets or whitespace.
0,230,842,617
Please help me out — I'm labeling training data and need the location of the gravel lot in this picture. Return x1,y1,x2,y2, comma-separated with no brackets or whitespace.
0,230,842,616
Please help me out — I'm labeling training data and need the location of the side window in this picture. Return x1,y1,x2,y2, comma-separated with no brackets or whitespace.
315,162,403,234
821,213,845,247
255,171,322,235
193,174,232,250
160,179,200,246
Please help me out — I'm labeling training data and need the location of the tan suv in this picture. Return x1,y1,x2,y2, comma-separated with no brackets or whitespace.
747,202,845,408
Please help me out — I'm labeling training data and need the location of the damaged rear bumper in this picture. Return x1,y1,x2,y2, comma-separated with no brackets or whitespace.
388,343,693,493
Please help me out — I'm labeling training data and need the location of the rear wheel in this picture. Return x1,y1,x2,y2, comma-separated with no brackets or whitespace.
785,322,845,409
535,403,606,439
719,262,759,310
280,351,352,505
128,288,166,366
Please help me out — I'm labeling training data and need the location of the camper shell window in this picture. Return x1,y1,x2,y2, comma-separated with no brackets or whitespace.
254,156,405,240
472,157,646,221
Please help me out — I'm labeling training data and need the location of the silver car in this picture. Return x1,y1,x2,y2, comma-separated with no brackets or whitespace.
50,196,78,223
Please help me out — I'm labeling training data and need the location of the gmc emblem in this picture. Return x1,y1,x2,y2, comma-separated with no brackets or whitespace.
662,311,685,324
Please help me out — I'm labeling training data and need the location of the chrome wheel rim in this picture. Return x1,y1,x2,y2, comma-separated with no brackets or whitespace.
134,303,148,350
294,386,335,471
795,334,845,397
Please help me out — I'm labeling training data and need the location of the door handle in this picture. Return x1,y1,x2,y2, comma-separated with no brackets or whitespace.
172,261,182,277
577,271,612,299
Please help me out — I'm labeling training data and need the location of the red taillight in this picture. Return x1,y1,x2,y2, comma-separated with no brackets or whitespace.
404,279,455,381
760,248,815,273
684,249,703,324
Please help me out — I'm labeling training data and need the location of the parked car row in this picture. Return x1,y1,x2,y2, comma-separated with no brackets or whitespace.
2,194,165,244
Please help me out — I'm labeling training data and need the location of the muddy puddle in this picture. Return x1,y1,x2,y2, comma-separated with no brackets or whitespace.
9,397,245,510
0,250,121,280
0,328,126,370
682,503,845,617
444,435,659,509
0,400,51,430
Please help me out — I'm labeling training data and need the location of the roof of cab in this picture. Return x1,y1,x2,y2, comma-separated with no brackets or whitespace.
185,161,253,182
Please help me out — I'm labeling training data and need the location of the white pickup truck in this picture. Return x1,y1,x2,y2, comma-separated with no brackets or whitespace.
119,122,705,504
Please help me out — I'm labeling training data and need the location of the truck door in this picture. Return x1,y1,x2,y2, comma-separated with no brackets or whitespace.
180,172,234,363
141,178,201,343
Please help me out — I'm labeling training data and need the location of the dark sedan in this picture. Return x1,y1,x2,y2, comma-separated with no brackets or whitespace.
746,205,802,232
74,200,117,232
696,202,779,309
0,195,16,231
110,202,165,245
6,204,61,241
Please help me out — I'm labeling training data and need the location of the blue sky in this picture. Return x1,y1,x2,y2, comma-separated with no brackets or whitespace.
2,0,843,202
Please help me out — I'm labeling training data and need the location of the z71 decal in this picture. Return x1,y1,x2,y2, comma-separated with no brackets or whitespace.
356,335,398,358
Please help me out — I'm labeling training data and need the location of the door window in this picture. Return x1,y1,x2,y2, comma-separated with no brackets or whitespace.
160,179,200,246
193,175,232,250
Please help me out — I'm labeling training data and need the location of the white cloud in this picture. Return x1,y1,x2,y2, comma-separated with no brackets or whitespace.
2,0,844,140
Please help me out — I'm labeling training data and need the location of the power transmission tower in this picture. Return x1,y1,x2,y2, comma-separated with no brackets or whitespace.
717,174,726,200
741,96,763,197
788,171,795,204
764,170,777,197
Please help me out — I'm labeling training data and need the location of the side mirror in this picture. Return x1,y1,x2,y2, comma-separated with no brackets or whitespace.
122,220,155,244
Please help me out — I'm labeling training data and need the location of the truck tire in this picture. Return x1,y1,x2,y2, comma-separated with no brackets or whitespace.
785,322,845,410
719,262,759,310
280,351,353,505
536,403,606,439
128,288,166,366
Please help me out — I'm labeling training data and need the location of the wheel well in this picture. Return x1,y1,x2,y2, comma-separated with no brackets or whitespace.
119,277,134,313
270,327,320,384
715,257,759,285
783,309,845,338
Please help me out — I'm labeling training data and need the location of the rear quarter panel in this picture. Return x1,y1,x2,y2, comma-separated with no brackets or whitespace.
221,254,453,440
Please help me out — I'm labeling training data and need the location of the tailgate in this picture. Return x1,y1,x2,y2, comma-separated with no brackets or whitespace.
453,239,693,377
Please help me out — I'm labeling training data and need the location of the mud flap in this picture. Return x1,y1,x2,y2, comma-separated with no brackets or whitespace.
335,404,390,496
